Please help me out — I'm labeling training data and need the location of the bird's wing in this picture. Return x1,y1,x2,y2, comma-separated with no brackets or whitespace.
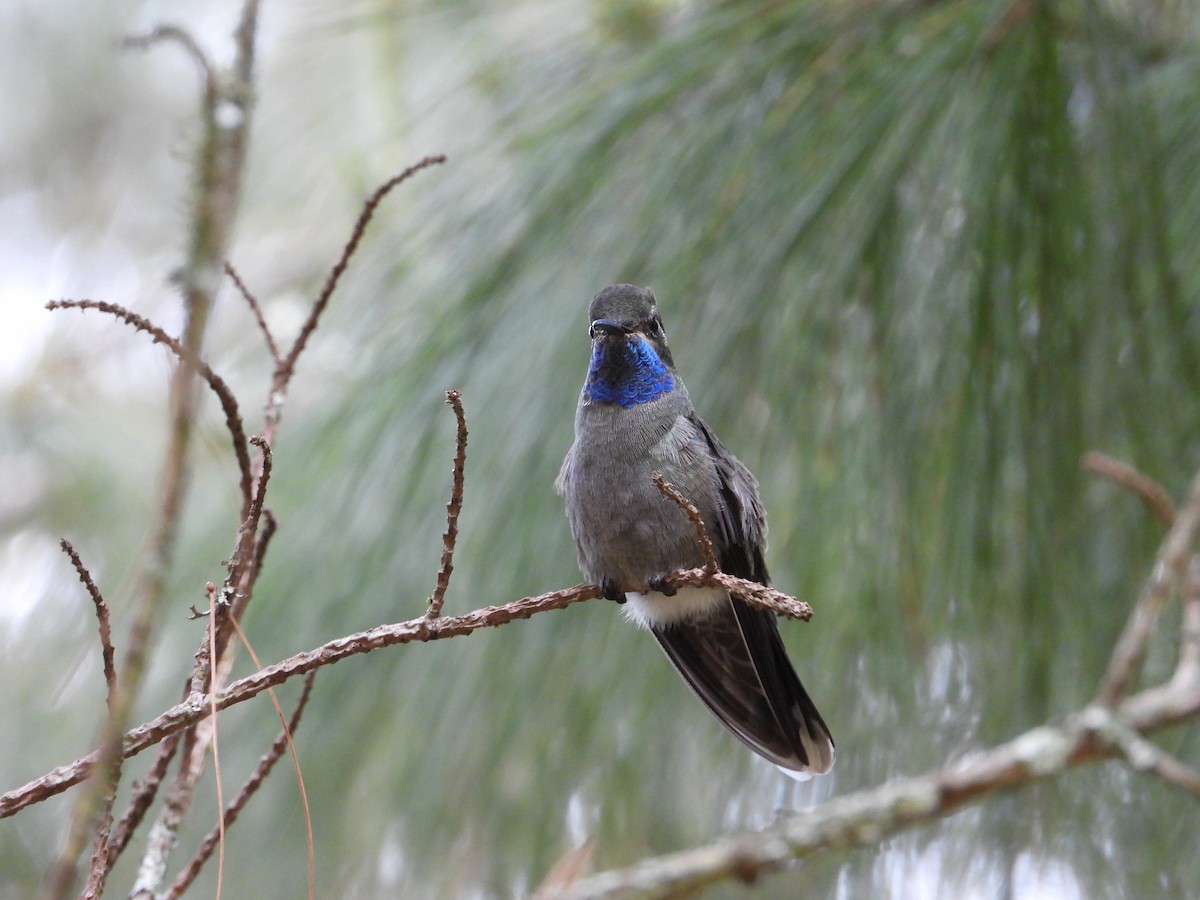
649,414,834,775
685,414,768,581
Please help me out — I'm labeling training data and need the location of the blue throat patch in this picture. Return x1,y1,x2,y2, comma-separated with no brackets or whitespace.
585,340,675,408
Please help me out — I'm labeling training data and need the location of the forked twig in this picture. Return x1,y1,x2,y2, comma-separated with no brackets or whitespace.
428,390,468,619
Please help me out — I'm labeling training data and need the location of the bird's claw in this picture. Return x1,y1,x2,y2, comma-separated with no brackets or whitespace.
648,575,677,597
599,577,626,604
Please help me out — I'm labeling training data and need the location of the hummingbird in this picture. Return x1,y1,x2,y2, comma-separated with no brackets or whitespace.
556,284,834,778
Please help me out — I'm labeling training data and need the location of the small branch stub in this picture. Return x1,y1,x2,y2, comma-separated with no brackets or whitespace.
652,472,719,574
428,389,468,619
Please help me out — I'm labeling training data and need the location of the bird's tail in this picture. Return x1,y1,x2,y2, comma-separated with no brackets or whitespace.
650,596,834,777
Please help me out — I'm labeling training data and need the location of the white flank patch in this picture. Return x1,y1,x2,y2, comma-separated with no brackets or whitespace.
621,586,727,629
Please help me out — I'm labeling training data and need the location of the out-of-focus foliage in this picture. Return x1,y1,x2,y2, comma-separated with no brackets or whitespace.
3,0,1200,897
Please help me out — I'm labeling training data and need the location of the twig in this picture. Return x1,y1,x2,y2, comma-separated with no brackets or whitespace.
251,509,278,585
55,541,119,899
276,156,447,386
224,436,272,608
108,731,182,858
224,261,280,363
1097,467,1200,706
224,614,317,899
1083,451,1176,528
205,582,227,896
122,25,216,101
59,541,117,712
46,299,253,509
165,672,317,899
428,389,468,619
44,544,121,899
652,473,719,573
0,572,813,819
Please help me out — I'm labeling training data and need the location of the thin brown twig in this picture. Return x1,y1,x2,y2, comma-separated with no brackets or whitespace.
224,261,281,363
1083,451,1176,529
276,155,447,385
46,299,253,510
225,614,317,899
108,731,182,857
45,542,118,900
205,582,227,896
1097,467,1200,707
652,473,719,574
59,541,117,712
428,389,468,619
251,509,278,585
0,572,814,819
165,672,317,899
224,436,272,609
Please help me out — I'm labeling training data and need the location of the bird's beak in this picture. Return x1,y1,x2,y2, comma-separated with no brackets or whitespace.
589,319,632,339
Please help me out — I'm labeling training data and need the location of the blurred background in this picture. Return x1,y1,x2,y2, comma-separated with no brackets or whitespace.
3,0,1200,896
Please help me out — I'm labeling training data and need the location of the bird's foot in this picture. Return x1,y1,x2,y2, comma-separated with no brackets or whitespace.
599,576,626,604
647,575,677,597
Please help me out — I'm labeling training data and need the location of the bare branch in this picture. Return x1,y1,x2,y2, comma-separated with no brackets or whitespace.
1097,467,1200,706
1083,451,1175,529
428,389,468,619
46,299,253,509
276,156,447,386
652,473,719,574
224,261,281,363
2,585,598,818
554,696,1200,899
165,672,317,899
0,571,815,820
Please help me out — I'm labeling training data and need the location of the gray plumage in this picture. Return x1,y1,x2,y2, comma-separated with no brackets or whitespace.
557,284,835,777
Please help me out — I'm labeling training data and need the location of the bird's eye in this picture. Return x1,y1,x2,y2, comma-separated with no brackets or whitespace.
647,317,663,337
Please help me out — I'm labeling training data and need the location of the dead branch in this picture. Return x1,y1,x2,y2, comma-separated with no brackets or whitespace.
2,573,779,819
428,389,468,619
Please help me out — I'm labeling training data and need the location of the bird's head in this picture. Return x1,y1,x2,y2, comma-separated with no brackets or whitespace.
583,284,676,408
